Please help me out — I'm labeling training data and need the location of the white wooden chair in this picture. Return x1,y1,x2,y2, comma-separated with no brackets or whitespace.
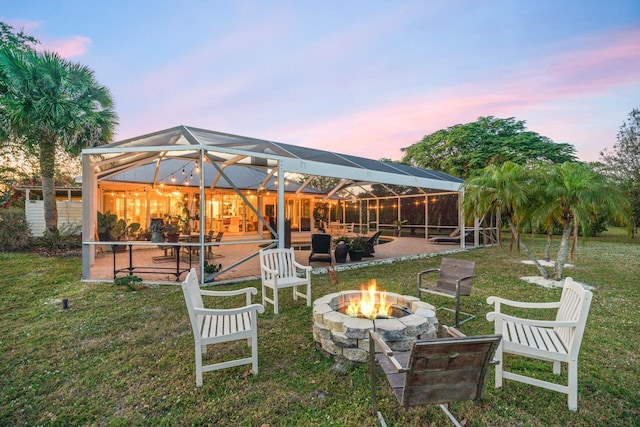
486,277,593,411
259,247,312,314
181,268,264,386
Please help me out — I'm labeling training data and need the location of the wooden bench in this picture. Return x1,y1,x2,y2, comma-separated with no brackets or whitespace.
181,268,264,386
486,277,593,411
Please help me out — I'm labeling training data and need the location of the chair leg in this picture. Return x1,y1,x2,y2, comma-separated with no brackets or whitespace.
492,339,503,389
438,404,463,427
195,345,203,387
273,287,279,315
568,361,578,411
553,360,561,375
251,320,259,375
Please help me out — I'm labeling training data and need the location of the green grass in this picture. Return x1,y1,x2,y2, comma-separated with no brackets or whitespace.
1,229,639,426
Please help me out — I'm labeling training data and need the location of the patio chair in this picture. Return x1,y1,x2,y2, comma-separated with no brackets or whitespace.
181,268,264,386
363,231,383,257
427,227,472,244
417,258,476,328
208,231,224,258
308,233,332,265
370,328,501,426
486,277,593,411
259,247,312,314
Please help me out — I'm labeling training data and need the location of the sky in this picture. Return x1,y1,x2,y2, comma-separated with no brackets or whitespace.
3,1,640,163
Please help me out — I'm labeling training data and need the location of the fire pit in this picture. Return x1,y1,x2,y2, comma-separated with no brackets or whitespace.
312,280,439,363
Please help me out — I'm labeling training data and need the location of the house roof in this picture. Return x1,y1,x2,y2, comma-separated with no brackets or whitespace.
82,125,462,196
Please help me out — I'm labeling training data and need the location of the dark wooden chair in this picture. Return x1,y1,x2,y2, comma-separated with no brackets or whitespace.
417,258,476,328
308,233,332,265
363,231,383,257
370,328,501,426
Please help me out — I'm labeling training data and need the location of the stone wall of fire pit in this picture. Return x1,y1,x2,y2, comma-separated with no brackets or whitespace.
312,290,439,363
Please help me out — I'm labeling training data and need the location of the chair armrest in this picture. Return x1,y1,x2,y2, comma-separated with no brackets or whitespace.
417,268,440,288
369,331,407,373
442,325,466,338
486,311,577,328
486,296,561,310
201,287,258,306
457,274,476,284
293,260,312,272
418,268,440,277
200,287,258,298
194,303,265,317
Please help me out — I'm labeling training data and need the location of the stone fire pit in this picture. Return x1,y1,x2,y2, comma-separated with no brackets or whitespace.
312,290,439,363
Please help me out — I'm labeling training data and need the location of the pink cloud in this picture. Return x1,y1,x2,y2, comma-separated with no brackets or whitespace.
39,36,92,58
266,27,640,162
3,19,91,58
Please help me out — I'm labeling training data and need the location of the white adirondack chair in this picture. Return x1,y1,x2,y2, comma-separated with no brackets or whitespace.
181,268,264,386
259,247,312,314
486,277,593,411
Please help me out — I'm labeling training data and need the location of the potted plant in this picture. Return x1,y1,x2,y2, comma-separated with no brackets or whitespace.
347,237,365,261
97,210,118,241
392,219,407,237
333,236,349,263
110,218,141,241
313,202,329,232
203,261,223,283
165,221,181,242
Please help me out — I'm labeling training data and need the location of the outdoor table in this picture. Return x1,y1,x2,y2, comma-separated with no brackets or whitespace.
112,241,192,281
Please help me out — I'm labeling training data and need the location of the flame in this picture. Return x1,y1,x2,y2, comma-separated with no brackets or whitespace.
346,279,392,319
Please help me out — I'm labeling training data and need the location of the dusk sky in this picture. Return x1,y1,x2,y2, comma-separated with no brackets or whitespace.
3,1,640,162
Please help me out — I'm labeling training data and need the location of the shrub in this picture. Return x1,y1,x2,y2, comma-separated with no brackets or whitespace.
0,210,30,252
32,222,82,251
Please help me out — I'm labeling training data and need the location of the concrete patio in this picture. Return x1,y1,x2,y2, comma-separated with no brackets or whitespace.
89,233,471,285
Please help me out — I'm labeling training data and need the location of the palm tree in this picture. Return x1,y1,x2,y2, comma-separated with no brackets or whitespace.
462,162,549,278
534,162,627,280
0,47,117,233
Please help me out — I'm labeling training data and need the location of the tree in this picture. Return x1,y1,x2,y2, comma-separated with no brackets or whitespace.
0,45,117,232
462,161,549,277
600,107,640,237
465,161,628,280
0,22,38,52
402,116,577,179
533,163,627,279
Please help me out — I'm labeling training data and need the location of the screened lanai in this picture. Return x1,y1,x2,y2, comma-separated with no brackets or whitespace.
81,125,496,283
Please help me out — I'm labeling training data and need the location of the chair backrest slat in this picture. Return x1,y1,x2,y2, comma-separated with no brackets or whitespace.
436,258,475,294
260,248,298,280
181,269,205,340
554,278,592,355
402,335,501,407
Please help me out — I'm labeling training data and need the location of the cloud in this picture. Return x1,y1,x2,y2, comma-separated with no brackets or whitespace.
3,19,92,58
263,27,640,161
39,36,92,58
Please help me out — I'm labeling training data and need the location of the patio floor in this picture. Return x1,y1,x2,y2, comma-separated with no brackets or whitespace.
89,232,470,285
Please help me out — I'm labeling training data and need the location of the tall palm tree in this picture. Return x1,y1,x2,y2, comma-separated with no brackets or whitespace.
0,47,117,232
462,161,549,277
534,162,627,280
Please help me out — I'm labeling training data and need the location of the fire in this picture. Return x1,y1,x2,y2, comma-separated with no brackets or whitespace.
346,279,392,319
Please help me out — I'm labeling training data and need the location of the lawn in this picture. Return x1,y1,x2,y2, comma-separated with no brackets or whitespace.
1,229,638,426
